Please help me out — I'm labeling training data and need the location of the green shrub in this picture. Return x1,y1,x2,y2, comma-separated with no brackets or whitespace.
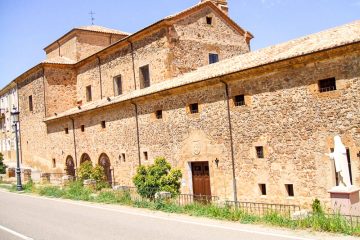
0,153,7,174
23,179,35,193
133,157,182,200
38,186,65,198
64,180,93,201
76,162,108,190
312,198,323,214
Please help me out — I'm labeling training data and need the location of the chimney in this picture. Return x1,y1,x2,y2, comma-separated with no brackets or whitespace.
201,0,228,15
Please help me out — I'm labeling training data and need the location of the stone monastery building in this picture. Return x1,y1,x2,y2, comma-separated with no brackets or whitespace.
2,0,360,207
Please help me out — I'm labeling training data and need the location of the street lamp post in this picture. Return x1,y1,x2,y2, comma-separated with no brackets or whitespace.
11,106,22,191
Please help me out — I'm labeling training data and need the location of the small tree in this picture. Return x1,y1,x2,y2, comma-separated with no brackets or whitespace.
0,153,7,174
133,157,182,200
77,162,108,190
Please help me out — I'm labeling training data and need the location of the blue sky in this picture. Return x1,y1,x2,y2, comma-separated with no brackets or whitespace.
0,0,359,88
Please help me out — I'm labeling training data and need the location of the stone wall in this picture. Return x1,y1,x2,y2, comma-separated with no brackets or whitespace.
44,66,77,117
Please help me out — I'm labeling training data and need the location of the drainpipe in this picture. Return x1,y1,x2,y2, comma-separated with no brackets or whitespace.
128,40,137,90
220,80,238,202
70,117,78,169
131,102,141,166
96,56,103,99
42,67,47,117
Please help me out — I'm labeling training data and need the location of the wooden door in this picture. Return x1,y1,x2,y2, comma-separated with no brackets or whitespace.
191,162,211,197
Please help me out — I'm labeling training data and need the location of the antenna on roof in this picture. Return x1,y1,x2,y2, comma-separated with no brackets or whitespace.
89,10,95,25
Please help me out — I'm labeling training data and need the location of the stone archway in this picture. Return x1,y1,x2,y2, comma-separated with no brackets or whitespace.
80,153,91,165
65,155,75,176
98,153,112,184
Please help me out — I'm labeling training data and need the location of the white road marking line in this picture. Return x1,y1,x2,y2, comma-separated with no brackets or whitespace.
0,224,34,240
0,190,314,240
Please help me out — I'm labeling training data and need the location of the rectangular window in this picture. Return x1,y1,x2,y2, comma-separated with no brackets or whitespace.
285,184,294,197
64,128,69,134
234,95,245,106
259,184,267,195
206,16,212,25
189,103,199,114
318,77,336,93
101,121,106,129
122,153,126,162
29,95,33,111
209,53,219,64
81,125,85,132
143,151,148,161
256,146,264,158
86,85,92,102
52,159,56,168
140,65,150,88
113,75,122,96
155,110,162,119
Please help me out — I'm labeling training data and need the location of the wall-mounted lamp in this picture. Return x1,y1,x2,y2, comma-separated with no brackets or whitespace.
215,158,219,168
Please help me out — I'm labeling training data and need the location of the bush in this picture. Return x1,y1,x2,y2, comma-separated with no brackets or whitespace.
64,180,93,201
76,162,109,190
38,186,65,198
133,157,182,200
0,153,7,174
312,198,323,214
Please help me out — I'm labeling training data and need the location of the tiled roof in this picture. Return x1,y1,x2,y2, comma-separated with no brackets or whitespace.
42,56,76,64
75,25,130,35
44,20,360,122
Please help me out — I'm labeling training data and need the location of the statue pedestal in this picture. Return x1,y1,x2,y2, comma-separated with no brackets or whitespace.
328,187,360,215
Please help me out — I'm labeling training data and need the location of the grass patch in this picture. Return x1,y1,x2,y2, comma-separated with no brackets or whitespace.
2,181,359,236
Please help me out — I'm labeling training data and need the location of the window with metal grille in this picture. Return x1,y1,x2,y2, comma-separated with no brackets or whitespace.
189,103,199,114
209,53,219,64
140,65,150,88
29,95,33,111
114,75,122,96
155,110,162,119
285,184,294,197
86,85,92,102
256,146,264,158
234,95,245,106
259,184,267,195
318,77,336,93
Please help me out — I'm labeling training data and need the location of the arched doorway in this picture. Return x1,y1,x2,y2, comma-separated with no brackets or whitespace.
80,153,91,165
65,155,75,176
98,153,112,184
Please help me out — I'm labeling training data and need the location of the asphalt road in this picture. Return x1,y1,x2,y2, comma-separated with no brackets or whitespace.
0,190,353,240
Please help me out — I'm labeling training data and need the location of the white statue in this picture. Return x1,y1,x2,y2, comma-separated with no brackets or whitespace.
328,136,352,189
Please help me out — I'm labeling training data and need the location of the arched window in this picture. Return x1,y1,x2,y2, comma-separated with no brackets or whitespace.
80,153,91,165
65,155,75,176
98,153,112,184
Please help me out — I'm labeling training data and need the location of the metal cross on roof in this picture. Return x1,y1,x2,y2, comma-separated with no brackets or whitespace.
89,11,95,25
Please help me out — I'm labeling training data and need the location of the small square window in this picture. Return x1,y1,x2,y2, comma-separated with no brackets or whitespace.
318,77,336,93
209,53,219,64
122,153,126,162
81,125,85,132
155,110,162,119
143,151,148,161
52,159,56,168
189,103,199,114
206,16,212,25
86,85,92,102
259,184,266,195
64,128,69,134
234,95,245,106
256,146,264,158
101,121,106,128
285,184,294,197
